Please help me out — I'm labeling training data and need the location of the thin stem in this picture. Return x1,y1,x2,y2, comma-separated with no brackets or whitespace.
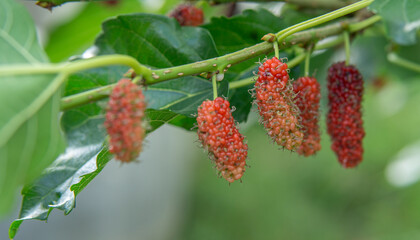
61,84,114,111
0,55,152,81
304,45,312,76
210,0,354,9
348,15,381,32
287,52,307,69
274,41,280,59
276,0,373,41
212,74,218,100
344,30,351,65
60,76,144,111
388,52,420,73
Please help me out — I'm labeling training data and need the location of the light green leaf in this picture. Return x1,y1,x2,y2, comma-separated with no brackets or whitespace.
0,0,66,216
370,0,420,45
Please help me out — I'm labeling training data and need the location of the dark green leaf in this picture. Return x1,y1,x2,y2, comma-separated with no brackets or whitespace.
0,0,66,216
202,9,287,55
370,0,420,45
229,85,254,123
95,13,219,68
146,76,229,116
225,70,255,123
146,109,195,132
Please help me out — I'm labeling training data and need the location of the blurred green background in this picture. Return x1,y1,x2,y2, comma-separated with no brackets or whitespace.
2,0,420,239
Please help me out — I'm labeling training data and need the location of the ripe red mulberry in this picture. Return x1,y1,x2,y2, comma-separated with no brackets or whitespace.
169,4,204,26
293,77,321,156
105,79,146,162
327,62,365,168
197,97,248,183
255,57,303,151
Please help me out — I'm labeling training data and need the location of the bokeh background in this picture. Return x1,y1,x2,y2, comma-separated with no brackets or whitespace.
2,0,420,239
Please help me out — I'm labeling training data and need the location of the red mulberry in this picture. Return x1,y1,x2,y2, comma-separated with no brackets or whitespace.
169,4,204,26
293,76,321,156
255,57,303,151
327,62,365,168
105,79,146,162
197,97,248,183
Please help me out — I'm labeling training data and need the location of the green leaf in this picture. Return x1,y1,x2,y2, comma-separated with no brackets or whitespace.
9,114,110,239
146,109,196,132
370,0,420,45
0,0,66,216
146,76,229,116
225,71,255,123
95,13,219,68
202,9,287,56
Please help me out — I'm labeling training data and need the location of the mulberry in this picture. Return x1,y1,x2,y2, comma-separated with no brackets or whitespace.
293,77,321,156
169,4,204,26
105,79,146,162
327,62,365,168
255,57,303,151
197,97,248,183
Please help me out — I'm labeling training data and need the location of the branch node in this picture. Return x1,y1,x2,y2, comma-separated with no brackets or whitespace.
261,33,276,42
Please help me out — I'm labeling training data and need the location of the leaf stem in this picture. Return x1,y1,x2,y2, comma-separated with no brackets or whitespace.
348,15,381,32
276,0,373,41
61,84,115,111
304,45,312,76
387,52,420,73
344,30,351,65
209,0,354,9
212,74,218,100
274,40,280,59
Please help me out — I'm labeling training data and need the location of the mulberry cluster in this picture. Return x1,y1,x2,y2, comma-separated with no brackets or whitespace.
169,4,204,26
197,97,248,183
105,79,146,162
327,62,365,168
293,77,321,156
255,57,304,151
